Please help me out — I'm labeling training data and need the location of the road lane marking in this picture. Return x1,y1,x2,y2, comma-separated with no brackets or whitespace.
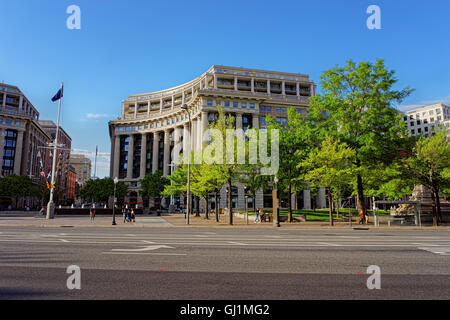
317,242,342,247
418,247,450,256
228,241,248,246
102,252,186,256
59,239,69,243
111,245,174,252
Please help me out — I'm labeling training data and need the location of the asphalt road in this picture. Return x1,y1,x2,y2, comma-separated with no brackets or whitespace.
0,226,449,300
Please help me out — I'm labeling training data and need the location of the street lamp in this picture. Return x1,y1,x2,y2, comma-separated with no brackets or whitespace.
181,104,191,225
273,176,280,227
244,186,249,225
112,177,118,225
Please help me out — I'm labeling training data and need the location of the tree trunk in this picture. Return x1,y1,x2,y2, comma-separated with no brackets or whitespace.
195,196,200,217
431,184,442,226
253,191,257,216
356,174,366,215
205,197,209,220
288,184,293,223
328,190,334,226
430,189,438,227
215,191,219,222
336,199,340,219
228,178,233,225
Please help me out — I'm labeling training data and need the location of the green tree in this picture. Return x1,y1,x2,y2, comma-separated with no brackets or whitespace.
309,59,413,215
404,128,450,226
140,170,170,208
208,106,241,225
301,135,355,226
79,178,128,205
0,175,39,208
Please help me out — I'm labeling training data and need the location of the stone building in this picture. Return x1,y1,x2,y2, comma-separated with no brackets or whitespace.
108,66,327,210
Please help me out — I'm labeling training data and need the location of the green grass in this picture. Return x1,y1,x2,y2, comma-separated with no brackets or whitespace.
238,208,390,222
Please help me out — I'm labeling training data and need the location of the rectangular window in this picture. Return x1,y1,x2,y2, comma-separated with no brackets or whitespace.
216,100,222,106
260,106,265,111
241,103,246,109
260,116,265,125
224,101,230,107
233,102,238,108
276,107,281,112
250,104,255,109
266,106,271,112
207,100,213,106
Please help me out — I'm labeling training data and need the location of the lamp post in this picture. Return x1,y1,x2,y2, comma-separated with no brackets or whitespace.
244,186,249,225
112,177,118,225
273,176,280,227
181,104,191,225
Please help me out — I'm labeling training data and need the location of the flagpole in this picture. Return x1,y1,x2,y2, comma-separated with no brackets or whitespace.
46,82,63,220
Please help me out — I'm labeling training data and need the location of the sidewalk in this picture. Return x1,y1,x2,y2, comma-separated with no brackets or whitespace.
0,212,448,229
0,214,173,228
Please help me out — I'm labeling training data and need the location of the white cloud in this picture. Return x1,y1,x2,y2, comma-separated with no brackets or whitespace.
86,113,112,119
398,95,450,112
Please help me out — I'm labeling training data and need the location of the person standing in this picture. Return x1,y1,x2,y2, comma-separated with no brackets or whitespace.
254,208,261,223
131,209,136,223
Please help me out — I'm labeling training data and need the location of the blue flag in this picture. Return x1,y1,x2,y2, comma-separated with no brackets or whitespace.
51,87,63,102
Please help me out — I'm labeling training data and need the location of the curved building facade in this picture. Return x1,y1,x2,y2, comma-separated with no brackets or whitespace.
108,65,327,210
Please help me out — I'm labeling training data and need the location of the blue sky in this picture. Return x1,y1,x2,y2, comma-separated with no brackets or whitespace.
1,0,449,177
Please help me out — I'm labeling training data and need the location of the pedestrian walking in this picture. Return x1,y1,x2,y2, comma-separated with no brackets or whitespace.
359,210,365,224
131,209,136,223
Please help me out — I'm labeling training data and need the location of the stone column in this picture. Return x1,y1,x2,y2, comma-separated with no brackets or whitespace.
183,123,190,162
140,133,147,178
196,118,202,150
310,83,315,96
152,132,159,173
110,134,115,178
317,187,327,209
191,117,197,150
147,101,151,116
214,74,217,89
19,96,23,112
171,95,174,110
173,127,181,165
121,102,125,118
126,134,134,179
267,80,271,95
303,190,311,210
291,193,297,210
251,77,255,93
13,131,24,175
134,102,138,119
296,82,300,98
282,80,286,96
234,76,238,91
160,97,163,113
204,75,208,89
201,111,208,150
163,130,170,177
0,129,4,169
252,115,259,129
113,135,120,179
236,113,243,130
